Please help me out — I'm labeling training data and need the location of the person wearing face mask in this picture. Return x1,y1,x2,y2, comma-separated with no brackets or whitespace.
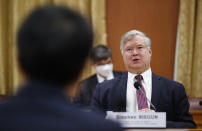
74,45,122,109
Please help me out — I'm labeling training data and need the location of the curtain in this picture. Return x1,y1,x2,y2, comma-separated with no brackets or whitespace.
0,0,106,95
175,0,202,97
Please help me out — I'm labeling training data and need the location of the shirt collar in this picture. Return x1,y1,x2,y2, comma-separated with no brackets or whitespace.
96,72,114,83
128,68,152,83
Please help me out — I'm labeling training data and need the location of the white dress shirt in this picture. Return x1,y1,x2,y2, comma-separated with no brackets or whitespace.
96,72,114,83
126,68,152,112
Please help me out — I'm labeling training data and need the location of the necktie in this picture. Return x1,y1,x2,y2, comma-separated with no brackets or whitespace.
135,75,148,110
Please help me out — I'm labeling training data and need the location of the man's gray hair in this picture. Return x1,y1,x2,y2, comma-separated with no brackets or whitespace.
120,30,151,54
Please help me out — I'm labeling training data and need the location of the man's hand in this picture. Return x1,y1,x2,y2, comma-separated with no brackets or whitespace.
138,108,155,112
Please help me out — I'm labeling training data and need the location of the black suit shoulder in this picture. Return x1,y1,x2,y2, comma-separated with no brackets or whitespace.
96,72,126,90
0,83,123,131
81,71,124,90
113,71,124,77
154,74,187,98
155,74,183,86
80,74,97,87
0,99,122,131
81,71,123,85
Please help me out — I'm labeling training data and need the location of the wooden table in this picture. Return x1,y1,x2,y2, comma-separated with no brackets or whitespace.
190,110,202,129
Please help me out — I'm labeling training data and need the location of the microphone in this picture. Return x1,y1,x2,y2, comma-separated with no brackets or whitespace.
200,101,202,106
134,81,156,112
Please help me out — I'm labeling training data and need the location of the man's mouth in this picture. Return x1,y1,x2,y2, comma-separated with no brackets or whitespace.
133,58,139,62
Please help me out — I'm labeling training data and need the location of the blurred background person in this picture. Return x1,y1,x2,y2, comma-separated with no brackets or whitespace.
0,6,122,131
74,45,122,109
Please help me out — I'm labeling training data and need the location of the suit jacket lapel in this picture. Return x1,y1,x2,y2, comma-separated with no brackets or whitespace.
110,72,128,112
151,73,161,109
119,72,128,111
91,75,98,90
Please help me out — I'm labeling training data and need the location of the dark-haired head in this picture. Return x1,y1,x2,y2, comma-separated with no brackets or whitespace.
90,45,112,63
17,6,93,86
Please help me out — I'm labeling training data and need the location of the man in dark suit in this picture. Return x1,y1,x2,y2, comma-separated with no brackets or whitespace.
91,30,196,128
0,6,122,131
74,45,122,108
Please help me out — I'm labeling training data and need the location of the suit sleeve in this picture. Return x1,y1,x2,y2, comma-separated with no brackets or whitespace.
166,83,196,128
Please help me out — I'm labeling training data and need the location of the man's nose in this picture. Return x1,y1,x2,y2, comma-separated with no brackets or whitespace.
132,49,138,55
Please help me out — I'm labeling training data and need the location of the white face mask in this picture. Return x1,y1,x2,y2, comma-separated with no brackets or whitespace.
95,63,113,78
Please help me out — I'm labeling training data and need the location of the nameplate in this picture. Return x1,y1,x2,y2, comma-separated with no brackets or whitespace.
106,111,166,128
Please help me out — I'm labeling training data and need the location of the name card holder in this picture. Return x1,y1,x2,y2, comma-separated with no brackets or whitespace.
106,111,166,128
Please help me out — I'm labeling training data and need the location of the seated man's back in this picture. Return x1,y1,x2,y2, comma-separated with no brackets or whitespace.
0,82,121,131
0,6,122,131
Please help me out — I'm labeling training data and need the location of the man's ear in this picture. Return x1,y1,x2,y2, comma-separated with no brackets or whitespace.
149,48,152,56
